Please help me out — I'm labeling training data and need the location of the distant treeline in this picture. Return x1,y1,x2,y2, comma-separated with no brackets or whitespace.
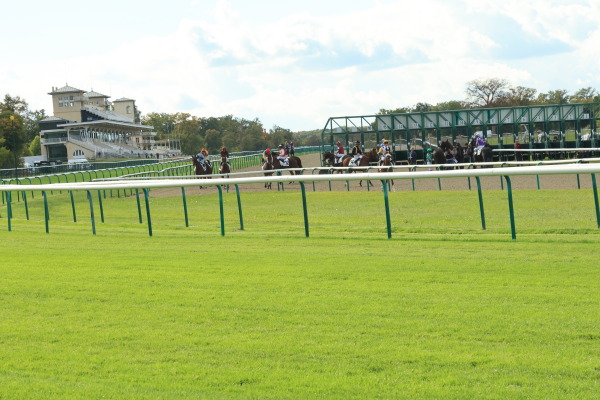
378,78,600,115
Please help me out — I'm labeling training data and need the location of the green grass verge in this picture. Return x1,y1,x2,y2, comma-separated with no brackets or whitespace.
0,188,599,399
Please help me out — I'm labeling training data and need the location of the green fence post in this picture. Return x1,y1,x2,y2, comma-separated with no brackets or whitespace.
499,163,506,190
181,187,189,227
143,188,153,237
410,166,416,191
328,168,334,191
22,191,29,220
382,180,392,239
6,191,12,231
235,184,244,231
97,190,105,223
87,190,96,235
69,190,77,222
345,167,352,191
576,160,582,189
475,176,486,230
217,185,225,236
536,162,542,190
467,164,474,190
135,188,143,223
591,174,600,228
504,176,516,240
300,182,309,237
42,190,49,234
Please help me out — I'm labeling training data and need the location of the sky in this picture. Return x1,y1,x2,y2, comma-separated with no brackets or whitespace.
2,0,599,131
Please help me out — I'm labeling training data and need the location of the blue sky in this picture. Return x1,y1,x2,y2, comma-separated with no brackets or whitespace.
2,0,599,130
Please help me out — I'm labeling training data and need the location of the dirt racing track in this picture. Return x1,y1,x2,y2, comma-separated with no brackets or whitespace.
150,152,597,198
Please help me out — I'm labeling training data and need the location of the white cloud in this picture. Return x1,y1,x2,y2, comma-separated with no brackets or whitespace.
2,0,600,130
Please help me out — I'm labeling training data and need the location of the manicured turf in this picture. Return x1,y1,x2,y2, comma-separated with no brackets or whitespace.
1,188,599,399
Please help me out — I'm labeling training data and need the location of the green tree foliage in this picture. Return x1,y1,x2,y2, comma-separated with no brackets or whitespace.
0,94,45,165
29,135,41,155
538,89,569,105
0,111,27,168
569,87,599,103
431,100,471,111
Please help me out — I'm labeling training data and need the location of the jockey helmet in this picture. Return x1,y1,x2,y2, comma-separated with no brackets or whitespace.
427,148,432,152
336,141,341,145
278,144,283,148
265,148,271,154
355,140,360,144
201,148,207,154
384,140,389,144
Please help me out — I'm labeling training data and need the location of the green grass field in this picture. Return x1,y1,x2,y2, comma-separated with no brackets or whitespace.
1,186,599,399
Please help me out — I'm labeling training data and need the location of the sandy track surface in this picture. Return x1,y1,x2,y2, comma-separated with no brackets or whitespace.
150,153,594,197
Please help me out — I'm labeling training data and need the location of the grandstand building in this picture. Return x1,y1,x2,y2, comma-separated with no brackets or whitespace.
39,84,180,162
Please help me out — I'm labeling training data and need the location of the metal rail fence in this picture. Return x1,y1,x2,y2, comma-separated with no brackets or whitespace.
1,163,599,240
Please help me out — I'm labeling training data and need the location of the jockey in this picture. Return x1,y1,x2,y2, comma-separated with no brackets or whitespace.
475,134,486,152
378,139,391,164
426,148,434,170
334,141,345,164
277,144,288,166
197,148,206,163
262,148,271,164
350,140,363,166
220,146,229,158
196,148,210,171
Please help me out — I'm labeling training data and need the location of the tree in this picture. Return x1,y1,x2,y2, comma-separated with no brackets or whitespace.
570,87,599,103
412,102,432,112
0,111,27,168
431,100,470,111
496,86,538,107
29,135,41,155
465,78,510,107
204,129,222,154
378,107,410,115
538,89,569,105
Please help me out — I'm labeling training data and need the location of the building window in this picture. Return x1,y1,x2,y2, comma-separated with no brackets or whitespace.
73,150,85,157
126,105,132,114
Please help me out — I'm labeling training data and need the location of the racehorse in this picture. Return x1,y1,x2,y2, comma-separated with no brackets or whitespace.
323,151,351,171
469,139,493,167
272,154,303,176
341,148,379,187
219,155,231,190
379,153,395,191
262,153,274,189
430,139,452,168
219,155,230,175
191,155,213,186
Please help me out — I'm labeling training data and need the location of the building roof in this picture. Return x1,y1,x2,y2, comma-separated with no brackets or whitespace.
40,116,70,122
48,84,84,95
57,120,154,130
83,106,135,123
113,97,135,102
84,90,109,98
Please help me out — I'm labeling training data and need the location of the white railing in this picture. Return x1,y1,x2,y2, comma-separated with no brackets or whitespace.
2,163,600,191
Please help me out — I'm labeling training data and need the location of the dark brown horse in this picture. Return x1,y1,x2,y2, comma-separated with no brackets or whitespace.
262,153,274,189
342,148,378,187
219,155,230,175
323,151,351,171
272,154,303,176
379,153,395,191
469,139,493,167
219,155,231,190
191,155,213,187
